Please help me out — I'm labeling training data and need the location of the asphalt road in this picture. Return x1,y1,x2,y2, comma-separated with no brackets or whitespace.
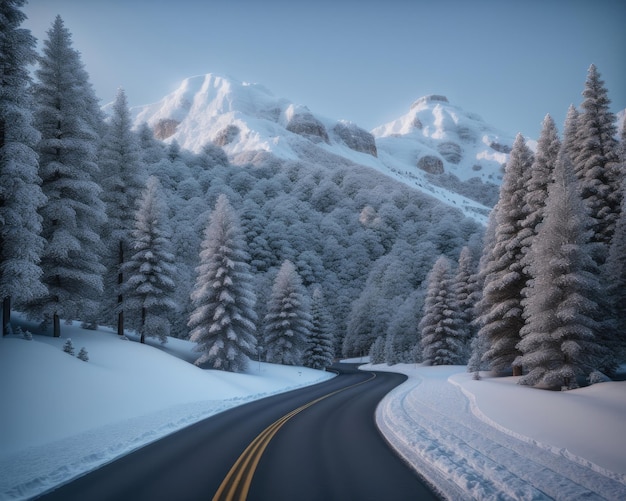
37,363,439,501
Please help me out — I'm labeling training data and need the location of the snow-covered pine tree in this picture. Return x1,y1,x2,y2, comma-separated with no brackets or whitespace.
574,64,621,257
608,121,626,358
476,134,533,375
419,255,465,365
368,336,386,365
188,194,257,371
77,347,89,362
618,113,626,164
467,207,498,374
604,180,626,365
137,122,166,166
302,286,334,370
385,289,424,364
520,114,560,258
62,338,74,356
0,0,47,335
99,88,146,336
343,282,384,358
123,176,177,344
453,246,478,362
562,105,581,164
29,16,106,337
518,149,608,389
240,198,273,274
264,260,312,366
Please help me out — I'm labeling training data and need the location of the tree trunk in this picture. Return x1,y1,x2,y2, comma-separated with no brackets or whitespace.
117,311,124,337
2,297,11,336
117,240,124,336
1,121,6,338
512,364,522,377
53,312,61,338
140,307,146,344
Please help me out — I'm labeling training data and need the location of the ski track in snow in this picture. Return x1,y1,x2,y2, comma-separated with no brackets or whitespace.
372,364,626,501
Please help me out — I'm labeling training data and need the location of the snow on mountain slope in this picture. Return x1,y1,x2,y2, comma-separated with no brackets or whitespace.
132,74,298,159
372,94,513,184
131,74,515,224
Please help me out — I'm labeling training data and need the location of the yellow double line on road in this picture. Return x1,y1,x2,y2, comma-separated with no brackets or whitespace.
212,371,376,501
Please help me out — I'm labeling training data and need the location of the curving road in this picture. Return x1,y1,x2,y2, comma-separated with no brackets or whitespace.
37,363,439,501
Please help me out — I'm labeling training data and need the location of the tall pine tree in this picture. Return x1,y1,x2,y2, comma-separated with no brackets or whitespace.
562,105,581,163
264,260,311,366
419,255,465,365
453,246,478,362
518,150,608,389
29,16,106,337
188,194,257,371
99,88,146,335
476,134,533,375
467,205,498,374
520,115,560,250
0,0,47,335
123,176,177,344
574,64,621,257
604,180,626,366
302,286,334,370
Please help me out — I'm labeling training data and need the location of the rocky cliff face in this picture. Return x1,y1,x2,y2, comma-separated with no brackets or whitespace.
332,122,377,157
286,109,330,144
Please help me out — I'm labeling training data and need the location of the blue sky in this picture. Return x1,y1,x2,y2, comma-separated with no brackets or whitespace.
23,0,625,140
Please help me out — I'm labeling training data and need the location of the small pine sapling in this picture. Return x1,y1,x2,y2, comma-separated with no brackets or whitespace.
23,330,33,341
77,347,89,362
63,339,75,356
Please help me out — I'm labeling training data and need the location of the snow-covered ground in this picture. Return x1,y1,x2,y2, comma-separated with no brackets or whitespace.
367,362,626,500
1,315,624,500
0,314,334,500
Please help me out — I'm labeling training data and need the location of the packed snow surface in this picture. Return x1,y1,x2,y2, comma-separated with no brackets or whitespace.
367,362,626,500
2,317,624,500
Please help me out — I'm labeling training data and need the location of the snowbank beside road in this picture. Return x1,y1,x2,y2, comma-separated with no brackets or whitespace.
0,317,334,500
367,363,626,501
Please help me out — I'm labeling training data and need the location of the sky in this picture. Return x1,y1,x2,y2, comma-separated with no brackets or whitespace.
22,0,626,140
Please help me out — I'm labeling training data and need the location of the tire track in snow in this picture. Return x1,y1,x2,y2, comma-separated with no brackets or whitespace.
375,368,626,501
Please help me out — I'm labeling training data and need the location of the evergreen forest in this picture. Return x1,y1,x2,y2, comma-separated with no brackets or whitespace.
1,3,625,390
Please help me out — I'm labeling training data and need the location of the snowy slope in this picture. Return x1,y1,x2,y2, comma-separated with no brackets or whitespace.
367,363,626,501
130,74,515,224
0,314,334,500
372,94,513,184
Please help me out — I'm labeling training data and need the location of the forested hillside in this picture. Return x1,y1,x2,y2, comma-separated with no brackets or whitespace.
2,4,624,387
131,128,483,359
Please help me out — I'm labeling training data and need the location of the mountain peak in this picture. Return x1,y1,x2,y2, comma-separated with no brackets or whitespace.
131,73,377,162
130,74,517,224
410,94,449,109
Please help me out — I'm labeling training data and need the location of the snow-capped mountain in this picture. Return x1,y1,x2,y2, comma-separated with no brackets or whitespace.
131,74,516,223
372,95,512,184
